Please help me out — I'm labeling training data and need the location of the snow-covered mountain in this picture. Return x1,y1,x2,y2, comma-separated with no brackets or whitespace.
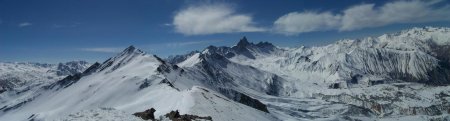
169,26,450,120
177,27,450,88
0,46,278,121
166,50,200,65
1,27,450,121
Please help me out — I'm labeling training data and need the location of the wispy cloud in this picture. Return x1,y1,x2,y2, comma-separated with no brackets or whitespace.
18,22,32,27
273,0,450,35
80,47,123,53
52,22,81,28
173,3,265,35
165,40,223,47
79,40,222,53
274,11,342,35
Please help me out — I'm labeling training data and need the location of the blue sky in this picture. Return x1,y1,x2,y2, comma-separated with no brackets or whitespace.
1,0,450,63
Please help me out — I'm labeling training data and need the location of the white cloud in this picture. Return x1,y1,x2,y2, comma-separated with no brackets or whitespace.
80,47,123,53
274,0,450,35
173,4,265,35
341,0,450,30
273,11,342,35
18,22,32,27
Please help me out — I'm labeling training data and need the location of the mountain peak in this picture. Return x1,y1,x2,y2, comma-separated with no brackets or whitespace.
121,45,144,55
124,45,136,52
236,36,251,47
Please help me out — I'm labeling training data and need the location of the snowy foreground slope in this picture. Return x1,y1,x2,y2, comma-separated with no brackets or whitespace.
1,27,450,121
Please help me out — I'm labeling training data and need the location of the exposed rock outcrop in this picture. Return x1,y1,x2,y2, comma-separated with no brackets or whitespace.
218,88,269,113
133,108,212,121
133,108,156,121
165,110,212,121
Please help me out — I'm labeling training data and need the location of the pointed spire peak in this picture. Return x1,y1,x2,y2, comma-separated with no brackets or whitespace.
241,36,248,41
237,36,251,47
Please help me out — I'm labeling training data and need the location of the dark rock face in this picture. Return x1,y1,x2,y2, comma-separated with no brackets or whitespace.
156,57,185,75
51,73,83,89
427,44,450,85
0,87,6,94
156,64,171,73
369,80,384,86
231,37,256,59
139,78,151,90
164,110,212,121
350,74,362,84
97,58,113,72
124,45,137,53
266,75,283,96
133,108,212,121
133,108,156,120
218,88,269,113
153,55,167,65
237,94,269,113
1,96,36,112
159,78,179,91
27,114,37,121
0,78,20,92
329,83,341,89
82,62,101,75
236,36,250,47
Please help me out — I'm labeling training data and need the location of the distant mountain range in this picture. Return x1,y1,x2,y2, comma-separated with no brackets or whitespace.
0,61,90,92
1,27,450,121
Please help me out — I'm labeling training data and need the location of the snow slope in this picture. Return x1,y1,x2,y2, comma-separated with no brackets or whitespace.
0,46,276,121
56,107,144,121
